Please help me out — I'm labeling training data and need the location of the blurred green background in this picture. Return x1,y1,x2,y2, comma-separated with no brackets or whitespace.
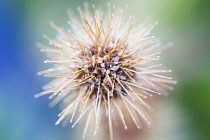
1,0,210,140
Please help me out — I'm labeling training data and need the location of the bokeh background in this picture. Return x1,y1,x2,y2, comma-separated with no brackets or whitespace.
1,0,210,140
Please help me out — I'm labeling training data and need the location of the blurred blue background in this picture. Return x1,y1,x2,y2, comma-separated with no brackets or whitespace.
0,0,210,140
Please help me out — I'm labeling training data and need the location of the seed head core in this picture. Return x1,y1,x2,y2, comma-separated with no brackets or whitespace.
35,3,176,140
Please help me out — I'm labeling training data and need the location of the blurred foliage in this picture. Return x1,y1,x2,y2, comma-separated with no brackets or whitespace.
177,68,210,140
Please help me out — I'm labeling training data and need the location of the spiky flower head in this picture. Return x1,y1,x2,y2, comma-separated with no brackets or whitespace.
35,3,176,140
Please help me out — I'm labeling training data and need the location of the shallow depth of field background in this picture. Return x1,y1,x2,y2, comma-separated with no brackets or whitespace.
1,0,210,140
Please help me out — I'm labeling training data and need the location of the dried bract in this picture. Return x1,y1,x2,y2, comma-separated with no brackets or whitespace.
35,3,176,140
